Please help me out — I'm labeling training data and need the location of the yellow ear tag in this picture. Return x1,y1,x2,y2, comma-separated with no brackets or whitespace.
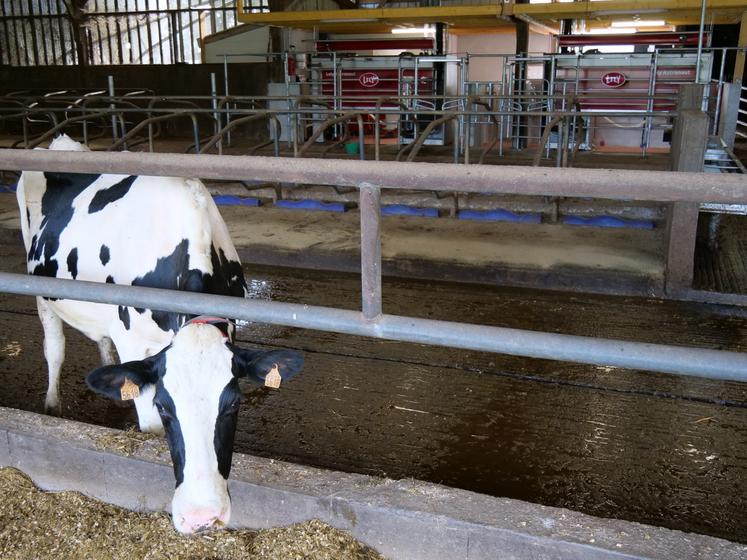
264,364,282,389
120,377,140,401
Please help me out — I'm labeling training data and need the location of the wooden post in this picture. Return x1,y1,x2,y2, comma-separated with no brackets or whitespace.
665,84,708,296
64,0,90,67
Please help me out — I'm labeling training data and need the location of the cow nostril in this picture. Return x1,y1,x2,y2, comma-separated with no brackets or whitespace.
195,518,222,533
183,516,225,534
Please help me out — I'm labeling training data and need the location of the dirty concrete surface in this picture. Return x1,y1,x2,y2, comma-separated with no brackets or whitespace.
0,191,665,298
0,239,747,544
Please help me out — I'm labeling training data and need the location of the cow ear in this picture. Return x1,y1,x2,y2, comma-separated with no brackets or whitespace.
86,360,158,401
229,345,304,387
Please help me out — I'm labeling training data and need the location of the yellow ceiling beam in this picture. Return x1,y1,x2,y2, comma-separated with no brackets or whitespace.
237,0,746,32
513,0,746,21
238,6,501,26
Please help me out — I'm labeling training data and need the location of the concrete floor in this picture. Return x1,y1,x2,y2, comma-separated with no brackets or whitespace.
1,236,747,544
0,191,666,297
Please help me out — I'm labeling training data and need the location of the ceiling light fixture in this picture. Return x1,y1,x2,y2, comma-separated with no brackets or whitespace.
610,20,667,27
391,26,436,35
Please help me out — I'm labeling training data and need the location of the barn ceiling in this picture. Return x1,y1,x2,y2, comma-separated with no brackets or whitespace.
237,0,747,35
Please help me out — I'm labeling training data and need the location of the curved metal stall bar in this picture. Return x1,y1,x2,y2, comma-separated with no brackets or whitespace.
248,116,282,157
107,111,202,153
374,97,409,162
79,97,146,147
297,111,365,160
216,96,268,150
0,110,30,149
397,113,458,163
468,96,505,165
199,112,279,157
533,112,566,167
24,111,127,149
146,98,206,153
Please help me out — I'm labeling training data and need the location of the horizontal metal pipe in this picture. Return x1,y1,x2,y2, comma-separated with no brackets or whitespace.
1,272,746,382
1,148,747,204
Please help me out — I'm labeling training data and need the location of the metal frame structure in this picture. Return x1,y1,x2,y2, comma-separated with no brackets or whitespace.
250,47,746,158
0,90,679,166
1,148,747,381
737,84,747,141
0,0,240,66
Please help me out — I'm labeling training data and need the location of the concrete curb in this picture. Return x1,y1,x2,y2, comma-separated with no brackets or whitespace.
0,407,744,560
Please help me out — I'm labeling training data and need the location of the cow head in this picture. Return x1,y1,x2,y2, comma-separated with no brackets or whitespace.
86,322,303,533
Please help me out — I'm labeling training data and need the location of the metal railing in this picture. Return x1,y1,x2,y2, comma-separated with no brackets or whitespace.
2,148,747,381
737,85,747,140
0,91,678,165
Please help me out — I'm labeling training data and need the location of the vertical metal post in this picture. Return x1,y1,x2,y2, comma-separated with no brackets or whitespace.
360,185,382,320
210,72,221,154
560,116,570,168
375,110,381,161
695,0,707,83
224,55,233,146
556,116,564,168
358,117,366,161
464,99,471,165
460,55,468,156
107,75,117,144
642,51,658,157
547,55,557,159
286,51,294,150
334,52,341,139
713,48,727,134
453,117,459,164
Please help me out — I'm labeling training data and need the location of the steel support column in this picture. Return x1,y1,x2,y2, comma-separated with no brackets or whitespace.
360,185,382,320
666,84,708,296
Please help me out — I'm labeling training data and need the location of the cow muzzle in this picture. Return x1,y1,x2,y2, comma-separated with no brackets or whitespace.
174,506,230,534
171,480,231,534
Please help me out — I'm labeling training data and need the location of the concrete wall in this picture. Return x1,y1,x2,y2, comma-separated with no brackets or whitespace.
1,406,745,560
0,63,281,140
450,30,554,82
0,63,276,97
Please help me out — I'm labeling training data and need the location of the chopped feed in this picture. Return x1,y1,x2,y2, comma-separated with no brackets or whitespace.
0,467,386,560
92,426,168,456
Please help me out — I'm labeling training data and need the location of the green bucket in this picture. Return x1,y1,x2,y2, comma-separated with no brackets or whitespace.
344,141,360,155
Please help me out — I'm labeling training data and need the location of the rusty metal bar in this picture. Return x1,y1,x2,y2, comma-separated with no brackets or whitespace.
360,185,382,320
397,113,458,163
107,112,200,153
23,110,126,149
1,149,746,204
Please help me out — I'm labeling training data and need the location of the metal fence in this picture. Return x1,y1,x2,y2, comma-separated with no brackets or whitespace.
0,0,241,66
2,148,747,381
738,84,747,140
0,91,678,166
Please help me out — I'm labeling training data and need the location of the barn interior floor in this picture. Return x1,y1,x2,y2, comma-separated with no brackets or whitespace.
0,191,665,297
694,214,747,295
0,240,746,544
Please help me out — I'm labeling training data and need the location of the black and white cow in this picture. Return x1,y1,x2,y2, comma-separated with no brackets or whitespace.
17,134,303,533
